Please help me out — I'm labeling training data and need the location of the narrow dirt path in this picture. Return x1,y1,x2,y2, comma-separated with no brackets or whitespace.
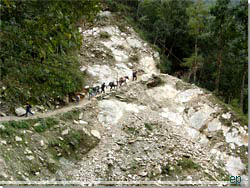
0,81,137,123
0,99,90,123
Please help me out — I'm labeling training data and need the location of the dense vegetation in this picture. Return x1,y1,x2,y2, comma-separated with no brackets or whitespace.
105,0,248,116
0,0,100,110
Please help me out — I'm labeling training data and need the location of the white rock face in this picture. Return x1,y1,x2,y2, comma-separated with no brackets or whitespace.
15,107,26,116
189,111,211,130
126,37,142,48
160,108,184,126
206,118,222,132
91,130,101,139
225,156,245,175
146,84,179,101
175,89,203,103
98,100,144,126
225,129,244,146
185,127,200,141
98,100,124,126
139,56,159,74
188,104,215,130
222,112,231,119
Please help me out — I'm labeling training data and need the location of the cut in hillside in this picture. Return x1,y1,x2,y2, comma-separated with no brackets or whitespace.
0,10,248,186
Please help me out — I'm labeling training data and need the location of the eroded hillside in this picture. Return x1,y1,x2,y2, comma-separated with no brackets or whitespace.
0,11,248,186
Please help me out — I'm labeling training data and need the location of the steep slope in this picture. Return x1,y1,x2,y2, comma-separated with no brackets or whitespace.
67,11,248,185
0,11,248,186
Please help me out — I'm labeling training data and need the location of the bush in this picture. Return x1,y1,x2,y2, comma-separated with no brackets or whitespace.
177,158,200,170
0,0,100,109
99,31,111,39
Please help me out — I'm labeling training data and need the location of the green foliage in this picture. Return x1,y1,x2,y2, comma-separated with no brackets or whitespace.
33,118,59,133
60,109,80,121
177,158,200,170
144,123,153,131
1,120,30,136
99,31,111,39
0,0,100,108
182,53,204,69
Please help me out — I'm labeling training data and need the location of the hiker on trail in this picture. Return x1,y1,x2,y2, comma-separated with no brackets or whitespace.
88,88,94,100
76,94,80,103
95,85,100,94
92,86,99,96
101,83,106,93
119,76,129,86
132,71,137,81
109,81,117,90
25,103,33,117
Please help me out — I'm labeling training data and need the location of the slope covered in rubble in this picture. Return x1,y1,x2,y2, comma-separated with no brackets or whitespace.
0,10,248,186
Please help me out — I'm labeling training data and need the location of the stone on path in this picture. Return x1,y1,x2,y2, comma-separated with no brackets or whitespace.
15,107,26,117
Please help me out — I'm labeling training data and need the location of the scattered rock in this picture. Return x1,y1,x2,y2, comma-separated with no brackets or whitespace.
0,124,6,130
146,74,163,88
15,136,22,142
222,113,231,119
138,171,148,177
79,112,84,120
79,120,88,125
73,120,79,124
91,130,101,139
33,122,41,127
0,140,7,145
26,155,34,161
40,140,45,147
97,11,112,18
0,112,6,117
15,107,26,117
62,129,69,135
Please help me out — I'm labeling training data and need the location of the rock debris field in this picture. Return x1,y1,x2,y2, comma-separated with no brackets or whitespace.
0,11,248,186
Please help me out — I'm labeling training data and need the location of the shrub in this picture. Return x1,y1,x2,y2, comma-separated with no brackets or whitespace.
99,31,111,39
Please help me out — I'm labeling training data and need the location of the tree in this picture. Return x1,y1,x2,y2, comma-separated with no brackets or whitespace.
184,0,208,82
210,0,231,93
233,0,248,111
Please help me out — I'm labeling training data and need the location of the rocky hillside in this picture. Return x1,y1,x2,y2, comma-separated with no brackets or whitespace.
0,11,248,186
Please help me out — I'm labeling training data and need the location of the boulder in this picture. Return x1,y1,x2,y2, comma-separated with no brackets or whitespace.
15,107,26,117
97,11,112,18
79,120,88,125
91,130,101,140
0,124,6,130
146,75,163,88
15,136,22,142
0,112,6,117
79,112,84,120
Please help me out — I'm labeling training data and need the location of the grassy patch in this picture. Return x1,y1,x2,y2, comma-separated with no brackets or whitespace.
144,123,153,131
99,31,111,39
177,158,200,170
1,120,31,136
117,22,129,33
48,129,99,160
33,117,59,133
209,95,248,126
59,109,80,121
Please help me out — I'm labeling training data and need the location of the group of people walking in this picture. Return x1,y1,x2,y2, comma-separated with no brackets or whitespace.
87,70,137,100
24,70,137,117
